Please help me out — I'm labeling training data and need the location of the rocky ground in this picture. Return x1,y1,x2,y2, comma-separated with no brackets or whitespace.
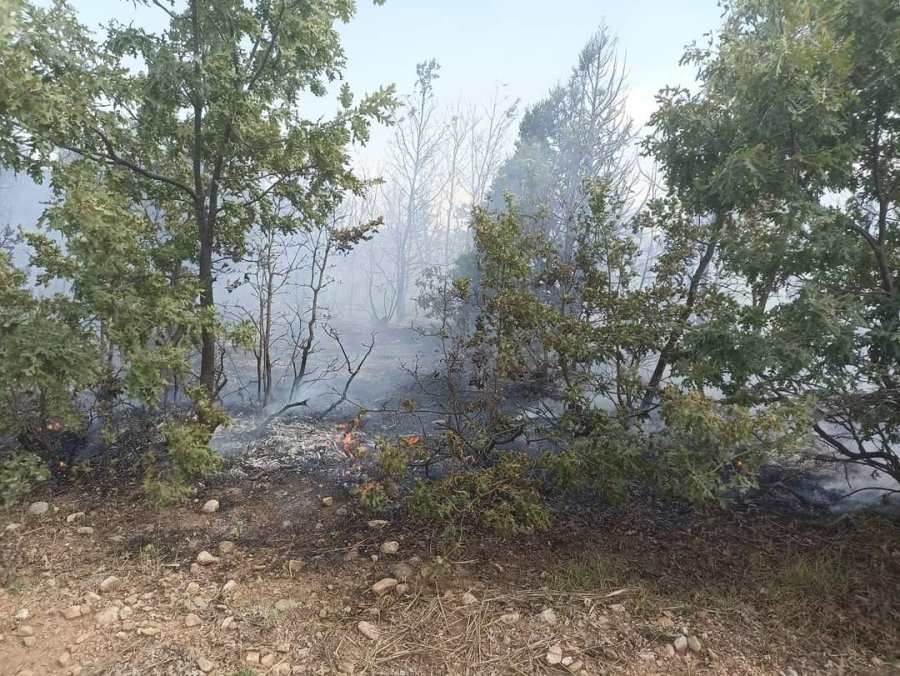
1,462,898,676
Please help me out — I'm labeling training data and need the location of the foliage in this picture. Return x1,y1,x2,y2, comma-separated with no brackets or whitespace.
0,452,49,508
648,0,900,484
406,453,551,539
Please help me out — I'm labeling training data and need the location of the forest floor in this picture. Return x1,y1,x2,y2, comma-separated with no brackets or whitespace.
0,468,899,676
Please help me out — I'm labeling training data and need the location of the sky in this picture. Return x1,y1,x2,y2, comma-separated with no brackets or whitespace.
61,0,726,161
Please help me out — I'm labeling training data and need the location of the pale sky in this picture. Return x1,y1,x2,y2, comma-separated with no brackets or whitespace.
63,0,724,161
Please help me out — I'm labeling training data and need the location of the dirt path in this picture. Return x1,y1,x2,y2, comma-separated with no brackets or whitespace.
1,473,898,675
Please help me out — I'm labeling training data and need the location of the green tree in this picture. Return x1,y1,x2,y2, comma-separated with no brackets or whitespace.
648,0,900,484
0,0,395,404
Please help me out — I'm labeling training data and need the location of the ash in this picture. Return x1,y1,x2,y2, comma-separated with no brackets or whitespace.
211,413,375,482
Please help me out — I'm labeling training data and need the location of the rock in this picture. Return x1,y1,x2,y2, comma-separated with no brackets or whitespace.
371,578,398,596
395,583,409,595
184,613,202,627
119,606,134,620
546,644,564,666
192,596,210,610
276,643,291,653
343,549,360,562
561,656,574,667
674,635,689,655
218,540,235,554
62,606,83,620
27,501,49,516
380,540,400,555
197,657,214,673
336,507,349,516
245,651,261,664
17,625,34,636
57,652,71,667
22,635,37,647
367,519,389,530
662,644,676,658
201,500,219,513
76,526,94,535
638,651,657,661
185,581,200,595
66,512,85,523
610,603,626,613
499,612,520,624
297,648,311,660
222,579,237,595
321,496,333,507
287,559,303,575
688,636,702,653
657,616,676,629
221,616,234,629
261,653,276,667
274,599,300,612
461,592,479,606
99,576,122,593
539,608,558,625
272,665,291,675
391,562,413,582
4,522,22,531
196,551,219,566
190,563,202,575
357,621,380,641
567,661,584,673
14,608,29,621
138,626,160,636
95,607,119,627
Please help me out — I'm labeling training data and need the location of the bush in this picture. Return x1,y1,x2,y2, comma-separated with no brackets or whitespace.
0,452,49,508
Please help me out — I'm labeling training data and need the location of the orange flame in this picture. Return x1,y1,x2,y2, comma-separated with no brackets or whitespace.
400,435,421,447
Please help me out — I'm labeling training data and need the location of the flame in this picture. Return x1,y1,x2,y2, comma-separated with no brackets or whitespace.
400,435,421,447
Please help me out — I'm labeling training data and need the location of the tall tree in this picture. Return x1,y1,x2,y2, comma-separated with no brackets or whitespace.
0,0,395,405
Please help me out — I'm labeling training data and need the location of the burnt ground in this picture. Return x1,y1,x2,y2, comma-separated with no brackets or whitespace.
1,450,899,676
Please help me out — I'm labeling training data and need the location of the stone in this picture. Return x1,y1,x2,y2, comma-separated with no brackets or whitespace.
99,576,122,593
138,626,160,636
379,540,400,555
567,661,584,673
119,606,134,620
674,635,689,655
546,644,563,666
66,512,86,523
275,599,300,612
357,621,379,641
395,583,409,595
4,523,22,531
391,562,413,582
336,507,349,516
539,608,558,625
197,657,214,673
63,606,83,620
245,651,261,664
261,653,276,666
638,651,657,661
95,607,119,627
321,496,333,507
22,635,37,647
17,625,34,636
201,500,219,513
371,578,398,596
366,519,389,530
185,613,202,627
221,616,235,629
657,616,676,629
688,636,702,653
461,592,479,606
499,612,520,624
272,665,291,675
218,540,235,554
561,656,574,667
662,644,676,658
27,501,49,516
58,652,71,667
287,559,303,575
222,579,237,595
196,551,219,566
76,526,94,535
14,608,30,621
610,603,626,613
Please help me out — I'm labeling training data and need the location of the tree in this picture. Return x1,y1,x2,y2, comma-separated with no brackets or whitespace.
647,0,900,486
0,0,395,406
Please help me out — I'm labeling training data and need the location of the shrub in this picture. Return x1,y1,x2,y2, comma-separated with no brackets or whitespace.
0,452,49,508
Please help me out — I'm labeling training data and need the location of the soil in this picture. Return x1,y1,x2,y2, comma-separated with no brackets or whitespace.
1,455,899,676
